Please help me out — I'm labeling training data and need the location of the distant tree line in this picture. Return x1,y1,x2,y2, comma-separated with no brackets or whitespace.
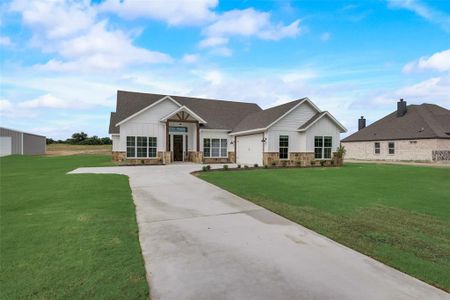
46,132,112,145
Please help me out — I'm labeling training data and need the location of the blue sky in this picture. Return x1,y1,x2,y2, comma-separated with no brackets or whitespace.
1,0,449,139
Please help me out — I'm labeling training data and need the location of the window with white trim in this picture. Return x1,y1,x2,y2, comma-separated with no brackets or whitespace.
203,138,227,157
374,142,380,154
126,136,135,158
388,142,395,155
279,135,289,159
126,136,157,158
314,136,332,159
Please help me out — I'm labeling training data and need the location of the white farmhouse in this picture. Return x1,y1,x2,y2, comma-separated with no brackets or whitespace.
109,90,346,166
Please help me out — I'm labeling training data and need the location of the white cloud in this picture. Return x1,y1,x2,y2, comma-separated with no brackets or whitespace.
281,70,318,83
320,32,332,41
387,0,450,31
33,21,172,72
371,75,450,108
98,0,217,25
0,99,13,111
403,49,450,73
10,0,171,72
199,36,229,48
18,94,76,109
0,36,14,46
192,70,224,85
258,20,301,40
182,54,199,64
200,8,302,48
397,76,450,103
209,47,232,57
10,0,95,39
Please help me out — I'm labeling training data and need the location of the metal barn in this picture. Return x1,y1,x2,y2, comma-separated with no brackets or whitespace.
0,127,46,157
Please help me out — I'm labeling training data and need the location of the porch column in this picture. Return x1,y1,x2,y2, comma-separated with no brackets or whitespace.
196,122,200,152
166,121,169,151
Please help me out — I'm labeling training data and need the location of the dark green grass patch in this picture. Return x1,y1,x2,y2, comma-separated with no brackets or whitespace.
0,155,149,299
199,163,450,290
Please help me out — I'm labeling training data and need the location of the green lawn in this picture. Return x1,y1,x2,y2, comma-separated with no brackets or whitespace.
199,163,450,291
0,155,149,299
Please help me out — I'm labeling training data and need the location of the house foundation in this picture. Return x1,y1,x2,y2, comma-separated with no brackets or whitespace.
263,152,315,167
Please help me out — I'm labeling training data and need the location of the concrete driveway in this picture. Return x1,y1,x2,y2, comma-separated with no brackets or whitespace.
69,164,448,300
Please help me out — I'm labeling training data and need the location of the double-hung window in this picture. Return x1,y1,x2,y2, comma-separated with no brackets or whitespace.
388,142,395,155
279,135,289,159
126,136,157,158
203,138,227,158
126,136,136,158
374,142,380,154
136,137,147,157
314,136,332,159
148,137,157,157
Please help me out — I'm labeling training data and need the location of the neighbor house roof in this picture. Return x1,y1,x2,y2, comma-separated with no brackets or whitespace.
341,104,450,142
109,90,262,134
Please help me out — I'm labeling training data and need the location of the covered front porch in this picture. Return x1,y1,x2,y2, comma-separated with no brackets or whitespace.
161,106,204,164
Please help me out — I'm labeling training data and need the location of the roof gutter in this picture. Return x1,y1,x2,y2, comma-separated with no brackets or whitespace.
229,128,266,136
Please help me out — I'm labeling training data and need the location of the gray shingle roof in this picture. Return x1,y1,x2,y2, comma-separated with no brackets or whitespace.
231,98,307,133
109,112,119,134
342,104,450,142
297,112,326,130
109,90,262,134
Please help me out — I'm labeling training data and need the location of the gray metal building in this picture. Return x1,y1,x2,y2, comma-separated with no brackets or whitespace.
0,127,46,157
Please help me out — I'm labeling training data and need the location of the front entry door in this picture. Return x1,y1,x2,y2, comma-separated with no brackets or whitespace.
173,135,183,161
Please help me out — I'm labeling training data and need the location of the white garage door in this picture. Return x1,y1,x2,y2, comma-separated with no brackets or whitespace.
236,134,263,166
0,136,12,157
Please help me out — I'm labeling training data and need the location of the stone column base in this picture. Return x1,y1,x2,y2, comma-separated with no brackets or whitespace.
162,151,171,164
188,151,203,163
112,151,126,162
112,151,169,165
228,151,236,163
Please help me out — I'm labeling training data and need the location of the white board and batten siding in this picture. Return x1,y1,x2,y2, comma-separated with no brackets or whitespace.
236,134,264,166
305,116,341,152
111,135,121,151
266,102,317,152
116,99,179,152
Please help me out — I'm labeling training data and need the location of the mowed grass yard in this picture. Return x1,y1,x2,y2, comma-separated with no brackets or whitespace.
0,155,149,299
199,163,450,291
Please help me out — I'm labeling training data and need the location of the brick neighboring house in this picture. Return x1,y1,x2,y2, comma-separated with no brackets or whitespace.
109,90,347,165
341,99,450,162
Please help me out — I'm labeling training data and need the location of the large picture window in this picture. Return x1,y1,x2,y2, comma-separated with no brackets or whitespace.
314,136,332,159
203,138,227,158
126,136,157,158
279,135,289,159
